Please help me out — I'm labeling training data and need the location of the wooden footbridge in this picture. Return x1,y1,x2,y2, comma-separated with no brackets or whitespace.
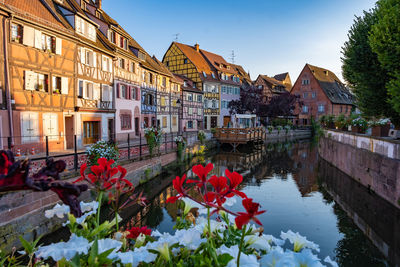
213,127,266,150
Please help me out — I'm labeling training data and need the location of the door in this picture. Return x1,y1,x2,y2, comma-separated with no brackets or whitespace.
83,121,100,144
211,116,218,128
135,117,139,135
223,116,231,127
108,119,115,142
65,116,74,149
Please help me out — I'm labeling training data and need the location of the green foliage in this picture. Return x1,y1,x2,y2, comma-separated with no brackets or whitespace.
311,118,324,138
271,118,292,127
66,213,116,242
369,0,400,121
197,131,206,144
335,114,348,130
210,128,217,135
87,140,119,166
267,126,274,133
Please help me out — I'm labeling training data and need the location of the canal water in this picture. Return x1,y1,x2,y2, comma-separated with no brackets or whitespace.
124,138,399,267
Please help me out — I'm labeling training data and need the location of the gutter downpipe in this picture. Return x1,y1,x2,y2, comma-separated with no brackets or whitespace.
3,16,14,145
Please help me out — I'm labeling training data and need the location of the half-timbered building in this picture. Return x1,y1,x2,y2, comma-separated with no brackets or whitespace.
54,0,115,147
162,42,220,130
84,2,143,140
174,74,203,132
0,0,79,153
254,74,288,102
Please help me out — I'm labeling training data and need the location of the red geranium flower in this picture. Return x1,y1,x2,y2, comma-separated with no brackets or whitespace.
235,198,266,229
187,163,213,187
225,169,247,199
205,175,229,206
126,226,152,239
166,174,187,203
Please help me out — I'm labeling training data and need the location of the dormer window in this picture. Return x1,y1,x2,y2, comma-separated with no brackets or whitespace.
203,71,207,77
138,51,146,61
75,16,96,41
211,73,215,79
184,58,188,64
96,11,101,19
184,81,187,87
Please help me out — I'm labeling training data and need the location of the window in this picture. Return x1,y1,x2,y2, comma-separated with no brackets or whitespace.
258,85,262,89
75,16,96,42
162,77,166,87
102,56,112,72
318,104,325,112
131,62,135,73
11,23,23,43
221,86,226,93
121,84,127,99
302,105,308,113
138,51,146,61
81,48,96,67
149,73,153,84
204,99,208,108
188,108,193,115
123,39,128,50
211,73,215,79
302,79,310,85
184,58,188,64
21,112,39,143
119,58,125,69
203,71,207,77
102,85,112,102
160,97,166,106
41,33,55,53
52,76,61,94
187,121,193,129
303,92,308,98
197,108,202,116
197,95,202,102
24,71,49,92
312,92,316,98
109,30,115,43
340,106,343,112
162,117,167,128
78,80,84,98
85,82,93,99
146,94,154,105
120,36,124,48
166,61,169,67
43,113,58,140
212,100,217,108
172,116,177,126
120,114,132,130
188,93,193,101
184,81,187,87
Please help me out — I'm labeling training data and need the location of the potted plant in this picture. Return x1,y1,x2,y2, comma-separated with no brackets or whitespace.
334,114,348,131
174,135,186,160
351,117,368,134
369,118,391,137
267,125,274,134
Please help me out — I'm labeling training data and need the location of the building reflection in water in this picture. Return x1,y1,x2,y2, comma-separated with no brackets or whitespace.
319,159,400,267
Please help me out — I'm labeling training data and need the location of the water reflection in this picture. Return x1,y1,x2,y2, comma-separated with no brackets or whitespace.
124,139,394,266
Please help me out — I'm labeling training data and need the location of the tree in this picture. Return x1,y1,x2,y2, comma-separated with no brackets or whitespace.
369,0,400,119
258,93,301,119
341,8,399,123
228,84,263,115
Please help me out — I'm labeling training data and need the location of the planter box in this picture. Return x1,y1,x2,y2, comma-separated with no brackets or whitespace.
371,124,390,137
351,126,365,134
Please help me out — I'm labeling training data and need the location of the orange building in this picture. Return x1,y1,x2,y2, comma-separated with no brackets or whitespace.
291,64,354,125
1,0,78,153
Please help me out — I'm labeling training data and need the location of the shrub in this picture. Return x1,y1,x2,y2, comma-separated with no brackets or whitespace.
197,130,206,144
87,140,119,166
144,127,163,157
335,114,348,130
267,125,274,133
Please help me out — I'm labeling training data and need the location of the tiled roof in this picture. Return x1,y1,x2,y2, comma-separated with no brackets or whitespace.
200,49,237,75
273,72,289,82
259,75,287,94
306,64,354,105
172,42,219,82
152,56,174,77
4,0,69,32
230,63,251,83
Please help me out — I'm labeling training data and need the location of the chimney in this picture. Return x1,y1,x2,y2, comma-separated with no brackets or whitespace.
194,43,199,52
95,0,102,9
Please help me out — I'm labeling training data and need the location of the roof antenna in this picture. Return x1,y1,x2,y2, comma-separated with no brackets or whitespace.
230,50,236,64
173,33,180,42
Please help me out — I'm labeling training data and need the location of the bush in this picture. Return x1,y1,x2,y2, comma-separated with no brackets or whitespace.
335,114,348,130
144,127,163,157
197,130,206,144
87,140,119,166
271,118,291,127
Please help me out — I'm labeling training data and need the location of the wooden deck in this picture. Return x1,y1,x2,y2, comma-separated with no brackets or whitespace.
213,127,266,150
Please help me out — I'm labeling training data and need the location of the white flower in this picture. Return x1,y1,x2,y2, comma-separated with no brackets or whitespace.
115,246,157,266
280,230,320,252
175,228,206,250
263,234,285,246
45,203,70,219
217,244,259,267
96,238,122,257
80,201,98,213
324,256,339,267
293,249,324,267
244,235,271,251
223,196,237,207
259,246,285,267
35,234,90,261
195,217,224,235
182,197,205,215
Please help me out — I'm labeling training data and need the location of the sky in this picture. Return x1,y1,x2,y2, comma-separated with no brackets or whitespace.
102,0,377,83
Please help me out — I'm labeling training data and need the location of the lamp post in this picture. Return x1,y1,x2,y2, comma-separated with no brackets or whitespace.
177,98,182,135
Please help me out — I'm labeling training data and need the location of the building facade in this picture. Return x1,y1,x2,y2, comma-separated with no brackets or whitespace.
254,75,288,102
291,64,354,125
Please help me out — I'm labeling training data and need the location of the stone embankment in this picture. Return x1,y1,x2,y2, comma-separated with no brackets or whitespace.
319,130,400,208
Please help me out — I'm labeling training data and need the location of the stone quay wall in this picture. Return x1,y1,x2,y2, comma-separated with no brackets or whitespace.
319,130,400,208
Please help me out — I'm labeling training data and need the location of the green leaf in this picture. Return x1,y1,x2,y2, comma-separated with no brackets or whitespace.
218,253,234,266
18,236,33,254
